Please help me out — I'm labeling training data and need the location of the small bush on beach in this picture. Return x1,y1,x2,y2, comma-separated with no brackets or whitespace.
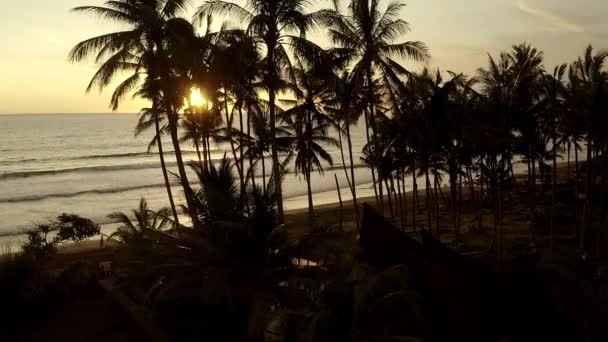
21,214,100,259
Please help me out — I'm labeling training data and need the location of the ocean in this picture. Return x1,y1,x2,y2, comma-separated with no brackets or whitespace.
0,114,378,245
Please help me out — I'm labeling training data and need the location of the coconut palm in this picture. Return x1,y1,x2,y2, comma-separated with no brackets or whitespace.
70,0,202,227
282,65,340,223
195,0,338,223
135,107,180,224
329,0,429,212
108,198,173,243
540,64,567,254
569,45,608,253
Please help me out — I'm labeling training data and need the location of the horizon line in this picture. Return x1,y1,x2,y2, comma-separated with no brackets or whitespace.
0,112,138,116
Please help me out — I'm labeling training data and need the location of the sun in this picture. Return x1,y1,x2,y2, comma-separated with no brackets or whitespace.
190,87,205,107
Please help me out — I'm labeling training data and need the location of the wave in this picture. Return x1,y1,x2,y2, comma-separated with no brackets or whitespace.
0,149,213,166
0,162,173,180
0,183,170,204
1,163,370,203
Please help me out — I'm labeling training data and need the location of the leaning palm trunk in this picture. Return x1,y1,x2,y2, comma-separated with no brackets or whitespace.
363,108,379,203
195,140,204,171
337,122,354,194
155,114,179,225
168,113,199,228
306,162,314,228
345,121,360,227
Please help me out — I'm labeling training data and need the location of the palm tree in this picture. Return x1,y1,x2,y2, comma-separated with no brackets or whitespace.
108,198,172,243
196,0,337,223
541,64,567,254
70,0,201,227
569,45,608,253
282,65,340,223
135,107,180,225
329,0,429,213
328,71,367,225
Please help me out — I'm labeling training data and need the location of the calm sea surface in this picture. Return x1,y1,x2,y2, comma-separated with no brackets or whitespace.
0,114,375,242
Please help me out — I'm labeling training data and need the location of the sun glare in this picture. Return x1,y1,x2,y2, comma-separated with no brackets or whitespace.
190,87,205,107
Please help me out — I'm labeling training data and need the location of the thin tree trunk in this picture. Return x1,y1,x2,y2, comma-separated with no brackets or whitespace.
366,69,384,214
247,114,256,191
168,114,199,228
155,115,179,225
337,121,353,192
238,105,246,195
195,141,204,171
345,122,360,227
425,167,432,232
363,108,379,203
385,178,394,218
583,138,592,252
576,144,581,248
551,135,557,255
306,165,314,228
267,43,284,223
412,168,418,232
567,141,571,179
224,97,245,202
262,155,267,194
202,135,209,174
335,174,343,232
206,136,212,170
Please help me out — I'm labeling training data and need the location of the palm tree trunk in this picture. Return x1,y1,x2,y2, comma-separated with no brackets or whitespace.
155,115,179,225
195,140,204,171
262,155,267,194
267,43,284,224
306,164,314,227
425,167,432,232
551,135,557,255
363,108,379,203
247,109,256,190
337,121,354,194
202,134,209,173
412,167,418,232
168,114,199,228
434,173,441,238
385,178,394,217
391,169,405,228
224,97,245,201
345,121,360,227
238,105,246,197
366,69,384,214
401,168,408,227
576,144,581,247
583,138,592,252
206,136,212,169
567,141,571,179
450,168,458,236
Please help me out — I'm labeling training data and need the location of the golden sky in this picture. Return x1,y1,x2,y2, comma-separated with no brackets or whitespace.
0,0,606,114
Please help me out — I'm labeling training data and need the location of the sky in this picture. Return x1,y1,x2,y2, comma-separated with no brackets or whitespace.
0,0,607,114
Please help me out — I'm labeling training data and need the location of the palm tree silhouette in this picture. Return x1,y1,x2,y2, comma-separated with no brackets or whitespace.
330,0,429,212
135,107,180,224
196,0,337,223
281,65,340,224
70,0,202,227
108,198,173,243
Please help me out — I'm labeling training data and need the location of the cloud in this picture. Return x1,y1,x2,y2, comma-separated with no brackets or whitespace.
516,0,584,33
